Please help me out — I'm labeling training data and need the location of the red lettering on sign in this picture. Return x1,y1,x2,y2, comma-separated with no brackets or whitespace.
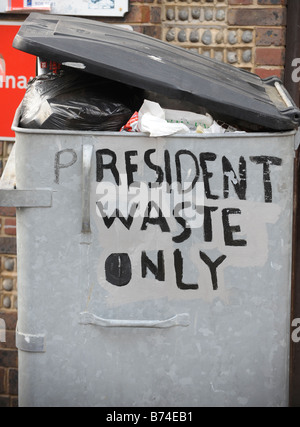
0,24,35,138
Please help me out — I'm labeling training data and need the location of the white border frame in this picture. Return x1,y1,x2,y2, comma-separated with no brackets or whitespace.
0,0,129,17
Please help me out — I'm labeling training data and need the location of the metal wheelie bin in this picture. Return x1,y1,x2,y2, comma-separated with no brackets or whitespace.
1,13,300,407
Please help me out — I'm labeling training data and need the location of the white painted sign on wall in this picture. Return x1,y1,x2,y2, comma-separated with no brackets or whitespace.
0,0,129,17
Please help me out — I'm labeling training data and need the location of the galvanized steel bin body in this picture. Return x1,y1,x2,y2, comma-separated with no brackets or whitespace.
10,121,295,407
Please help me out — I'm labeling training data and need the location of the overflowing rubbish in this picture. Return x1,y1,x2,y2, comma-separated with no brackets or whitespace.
120,100,241,136
19,69,242,135
19,70,142,131
13,13,300,132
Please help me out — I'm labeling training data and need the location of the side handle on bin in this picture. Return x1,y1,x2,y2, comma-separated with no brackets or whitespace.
79,311,190,328
0,144,52,208
81,144,94,234
264,76,300,127
274,81,294,108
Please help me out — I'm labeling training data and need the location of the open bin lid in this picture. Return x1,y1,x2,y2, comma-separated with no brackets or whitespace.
12,12,300,132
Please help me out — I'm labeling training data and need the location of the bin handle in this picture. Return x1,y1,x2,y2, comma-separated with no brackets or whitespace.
82,144,94,234
0,144,52,208
274,81,294,108
79,311,190,328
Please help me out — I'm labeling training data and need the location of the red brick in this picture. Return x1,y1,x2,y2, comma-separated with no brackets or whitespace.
0,396,10,407
0,349,18,368
0,207,16,217
228,0,253,4
0,368,6,394
0,312,17,331
0,331,17,350
0,237,16,255
150,6,161,23
256,27,286,46
133,25,162,39
8,369,18,396
4,218,16,236
258,0,286,5
10,396,18,407
255,67,284,80
255,47,285,66
124,5,151,23
228,8,286,26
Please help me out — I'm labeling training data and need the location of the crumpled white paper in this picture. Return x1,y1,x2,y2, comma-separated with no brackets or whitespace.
138,100,190,137
197,121,226,134
129,99,242,136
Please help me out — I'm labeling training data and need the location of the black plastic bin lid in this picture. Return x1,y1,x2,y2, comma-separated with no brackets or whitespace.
13,12,300,132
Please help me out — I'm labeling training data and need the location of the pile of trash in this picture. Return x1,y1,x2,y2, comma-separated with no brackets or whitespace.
19,70,143,132
19,69,244,136
120,99,244,136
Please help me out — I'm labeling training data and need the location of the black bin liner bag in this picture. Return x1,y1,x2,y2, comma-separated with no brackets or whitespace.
19,70,141,131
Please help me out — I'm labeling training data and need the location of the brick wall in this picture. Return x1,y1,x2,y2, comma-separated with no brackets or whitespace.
161,0,287,80
0,311,18,407
99,0,162,37
0,140,18,407
0,0,291,407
